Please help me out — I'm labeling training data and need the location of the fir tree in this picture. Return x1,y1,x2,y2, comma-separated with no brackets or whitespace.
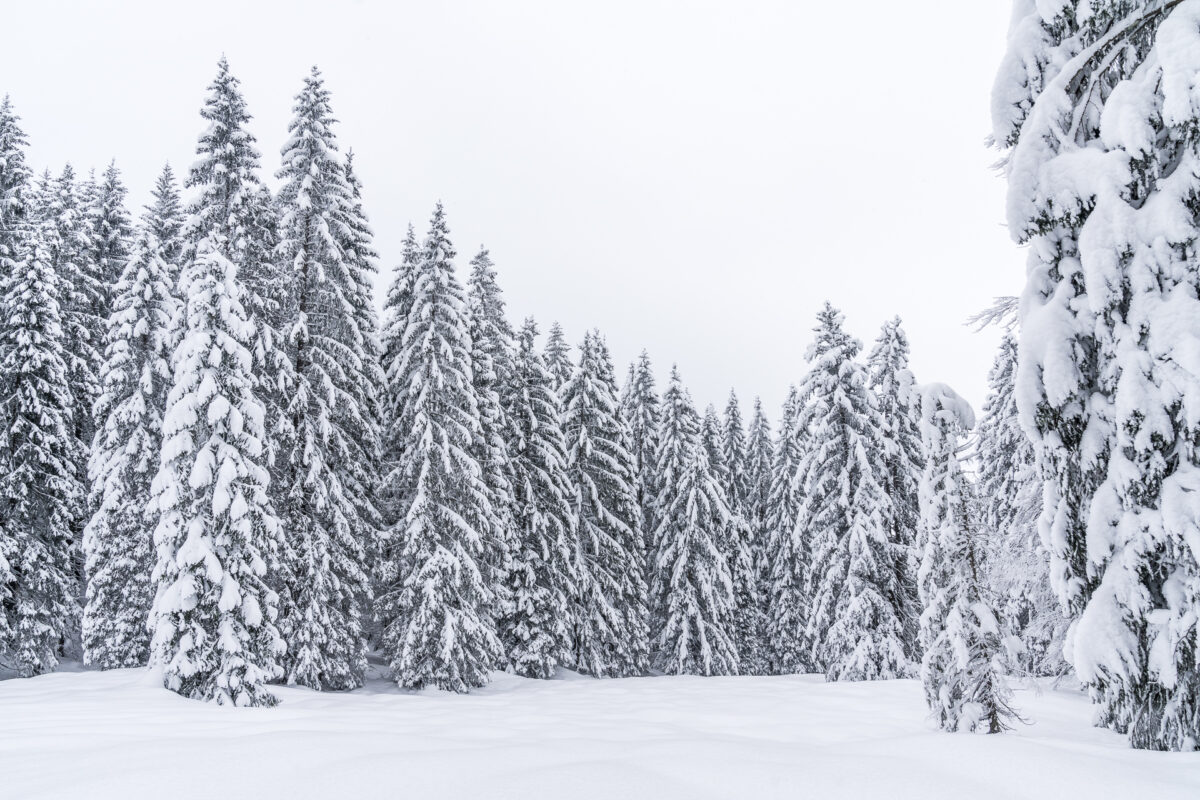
796,304,908,681
563,330,649,677
378,223,419,532
543,321,573,392
977,334,1067,677
44,164,101,464
866,317,923,661
142,164,185,280
742,396,774,675
994,0,1200,749
720,391,767,675
764,385,807,673
376,203,502,692
148,243,285,707
917,383,1015,734
89,161,132,314
467,246,517,651
721,392,750,515
620,351,660,547
0,214,83,676
272,68,379,689
83,225,178,669
499,318,578,678
650,370,738,676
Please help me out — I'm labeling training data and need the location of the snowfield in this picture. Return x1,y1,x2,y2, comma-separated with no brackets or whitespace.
2,669,1197,800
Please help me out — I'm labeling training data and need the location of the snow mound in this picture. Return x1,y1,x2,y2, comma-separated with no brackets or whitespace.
2,670,1197,799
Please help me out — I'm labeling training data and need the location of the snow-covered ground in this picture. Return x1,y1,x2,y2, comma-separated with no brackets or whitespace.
2,668,1196,799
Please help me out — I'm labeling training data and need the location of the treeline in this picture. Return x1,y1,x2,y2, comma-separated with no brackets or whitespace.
0,59,1050,735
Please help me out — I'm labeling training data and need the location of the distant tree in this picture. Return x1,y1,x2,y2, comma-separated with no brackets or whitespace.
499,319,578,678
467,247,518,646
764,385,807,674
563,330,649,677
620,351,660,545
798,304,908,681
543,321,573,392
650,369,738,675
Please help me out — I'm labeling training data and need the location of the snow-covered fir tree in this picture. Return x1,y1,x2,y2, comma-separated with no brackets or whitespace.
141,164,184,273
721,392,750,515
976,333,1067,678
721,391,767,675
650,370,738,676
866,317,923,661
272,68,380,689
378,222,420,530
543,321,573,393
994,0,1200,750
563,330,649,677
499,318,579,678
764,384,808,674
742,396,774,674
466,246,517,648
88,161,132,314
148,242,285,707
917,383,1015,734
183,57,293,483
0,211,83,676
743,397,773,536
376,202,502,692
796,304,908,681
44,164,101,464
83,224,178,669
699,401,760,674
620,351,660,546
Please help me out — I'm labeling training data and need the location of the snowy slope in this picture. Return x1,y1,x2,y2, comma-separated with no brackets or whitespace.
1,669,1196,799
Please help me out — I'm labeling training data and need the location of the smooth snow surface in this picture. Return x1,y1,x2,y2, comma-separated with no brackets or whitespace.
2,669,1197,799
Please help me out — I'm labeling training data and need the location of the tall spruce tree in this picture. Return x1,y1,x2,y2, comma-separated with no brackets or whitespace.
376,203,502,691
796,304,908,680
0,212,83,676
764,385,808,674
183,57,293,490
142,164,184,274
379,222,420,532
45,164,101,467
720,391,767,674
620,351,660,546
89,161,132,313
721,392,751,516
500,318,579,678
867,318,923,661
467,246,517,649
148,243,285,707
271,68,380,689
563,330,649,677
0,96,31,661
650,370,738,676
83,224,178,669
917,383,1015,733
994,0,1200,749
543,321,573,393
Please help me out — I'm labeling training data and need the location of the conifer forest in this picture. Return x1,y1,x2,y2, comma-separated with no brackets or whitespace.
1,2,1200,798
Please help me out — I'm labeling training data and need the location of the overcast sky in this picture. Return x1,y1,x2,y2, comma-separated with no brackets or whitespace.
4,0,1017,421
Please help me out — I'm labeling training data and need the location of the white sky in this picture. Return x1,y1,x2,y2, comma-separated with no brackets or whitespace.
3,0,1018,421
